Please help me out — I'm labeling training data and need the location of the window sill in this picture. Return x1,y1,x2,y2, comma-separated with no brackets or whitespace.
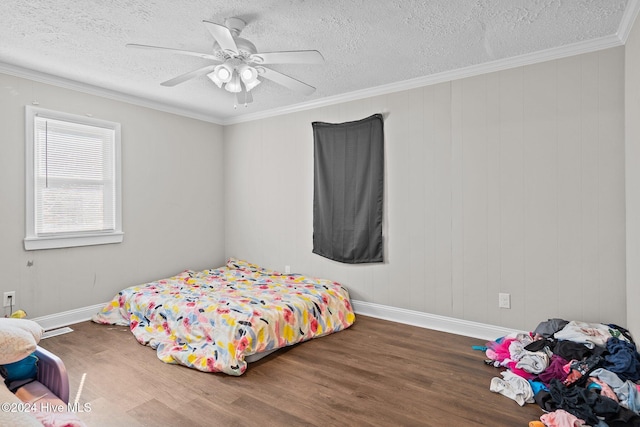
24,232,124,251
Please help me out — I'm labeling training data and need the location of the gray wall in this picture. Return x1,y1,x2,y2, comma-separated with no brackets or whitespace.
0,73,226,318
626,11,640,338
0,43,629,334
224,47,626,332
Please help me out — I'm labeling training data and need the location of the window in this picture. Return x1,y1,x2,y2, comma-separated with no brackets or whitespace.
24,106,123,250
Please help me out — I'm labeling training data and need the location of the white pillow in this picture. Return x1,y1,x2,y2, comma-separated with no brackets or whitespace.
0,318,44,364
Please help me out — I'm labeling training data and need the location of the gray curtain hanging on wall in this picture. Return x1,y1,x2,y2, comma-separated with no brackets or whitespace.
312,113,384,264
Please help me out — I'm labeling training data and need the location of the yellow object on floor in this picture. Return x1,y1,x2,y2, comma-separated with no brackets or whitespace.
10,309,27,319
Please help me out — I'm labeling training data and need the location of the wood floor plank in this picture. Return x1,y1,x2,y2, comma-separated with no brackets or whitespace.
38,315,544,426
127,398,196,426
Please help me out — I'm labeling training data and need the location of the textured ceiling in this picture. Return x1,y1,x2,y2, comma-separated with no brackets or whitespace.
0,0,634,123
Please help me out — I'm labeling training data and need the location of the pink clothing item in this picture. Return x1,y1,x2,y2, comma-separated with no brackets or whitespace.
33,410,87,427
563,360,575,374
486,334,538,378
540,409,586,427
587,377,619,402
486,348,498,361
486,337,518,364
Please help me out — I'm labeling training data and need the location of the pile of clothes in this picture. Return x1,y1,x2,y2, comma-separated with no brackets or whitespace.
485,319,640,427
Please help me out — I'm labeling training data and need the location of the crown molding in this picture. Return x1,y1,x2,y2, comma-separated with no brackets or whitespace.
618,0,640,44
0,62,223,125
223,34,623,125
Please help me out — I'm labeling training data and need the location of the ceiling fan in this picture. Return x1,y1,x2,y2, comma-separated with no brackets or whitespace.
127,17,324,106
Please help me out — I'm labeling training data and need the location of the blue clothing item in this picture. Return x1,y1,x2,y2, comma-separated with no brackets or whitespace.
528,379,548,395
587,382,602,391
590,368,640,414
603,337,640,382
0,353,38,382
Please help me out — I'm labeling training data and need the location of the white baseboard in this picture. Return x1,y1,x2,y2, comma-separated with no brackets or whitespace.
32,300,517,341
32,303,107,331
351,300,519,341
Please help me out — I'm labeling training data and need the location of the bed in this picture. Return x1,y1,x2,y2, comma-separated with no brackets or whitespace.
92,258,356,375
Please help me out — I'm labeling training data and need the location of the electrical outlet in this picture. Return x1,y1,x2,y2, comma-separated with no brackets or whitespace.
498,293,510,309
285,265,291,274
3,291,16,308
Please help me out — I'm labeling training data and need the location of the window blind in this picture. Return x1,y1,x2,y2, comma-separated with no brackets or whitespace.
33,116,116,235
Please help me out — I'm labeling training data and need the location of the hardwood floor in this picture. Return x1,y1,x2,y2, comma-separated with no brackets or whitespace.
39,316,543,426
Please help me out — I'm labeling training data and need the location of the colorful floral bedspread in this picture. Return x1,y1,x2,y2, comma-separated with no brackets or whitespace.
92,259,356,375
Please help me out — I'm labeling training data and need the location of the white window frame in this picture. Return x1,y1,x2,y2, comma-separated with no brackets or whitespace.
24,106,123,250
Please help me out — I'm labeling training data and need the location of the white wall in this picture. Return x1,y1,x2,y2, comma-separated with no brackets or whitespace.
0,73,226,318
626,11,640,339
224,47,626,332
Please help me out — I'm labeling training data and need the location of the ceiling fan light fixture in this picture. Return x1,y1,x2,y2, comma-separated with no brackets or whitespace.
206,72,223,88
225,72,242,93
244,78,261,92
239,65,257,82
238,65,261,91
207,64,233,88
217,67,231,81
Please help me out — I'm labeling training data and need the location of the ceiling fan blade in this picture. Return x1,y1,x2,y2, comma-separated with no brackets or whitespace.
126,44,222,62
202,20,238,54
250,50,324,65
258,67,316,95
160,65,217,87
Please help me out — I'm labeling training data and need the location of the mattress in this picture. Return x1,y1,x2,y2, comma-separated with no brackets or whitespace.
92,258,355,375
